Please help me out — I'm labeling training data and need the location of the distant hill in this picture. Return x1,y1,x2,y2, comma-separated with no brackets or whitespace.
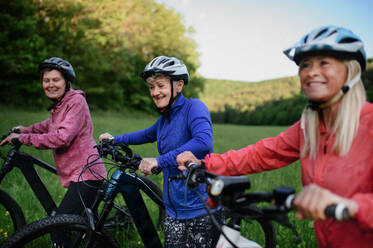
199,76,301,112
200,58,373,125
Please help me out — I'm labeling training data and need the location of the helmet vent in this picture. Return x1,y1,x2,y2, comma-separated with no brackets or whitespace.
164,61,175,67
314,28,328,39
150,59,157,67
303,35,309,43
328,30,337,37
159,58,168,64
339,38,359,44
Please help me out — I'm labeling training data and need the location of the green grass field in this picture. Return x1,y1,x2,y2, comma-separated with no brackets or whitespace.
0,105,317,247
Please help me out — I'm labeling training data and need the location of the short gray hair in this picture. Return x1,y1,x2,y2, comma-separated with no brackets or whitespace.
146,73,171,84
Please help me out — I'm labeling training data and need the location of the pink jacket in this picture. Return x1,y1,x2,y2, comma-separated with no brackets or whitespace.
204,102,373,248
19,90,107,187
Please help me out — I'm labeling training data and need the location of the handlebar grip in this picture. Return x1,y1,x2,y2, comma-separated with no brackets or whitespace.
325,204,350,221
285,196,350,221
285,194,295,210
113,151,128,163
11,138,21,147
185,161,193,167
151,166,162,175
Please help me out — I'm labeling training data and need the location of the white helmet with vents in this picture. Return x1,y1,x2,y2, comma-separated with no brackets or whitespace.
141,56,190,84
283,25,366,71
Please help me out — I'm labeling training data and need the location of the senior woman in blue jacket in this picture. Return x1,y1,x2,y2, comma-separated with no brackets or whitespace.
99,56,219,247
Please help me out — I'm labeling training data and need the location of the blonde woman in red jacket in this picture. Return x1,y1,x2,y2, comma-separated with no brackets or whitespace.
1,57,107,248
177,26,373,248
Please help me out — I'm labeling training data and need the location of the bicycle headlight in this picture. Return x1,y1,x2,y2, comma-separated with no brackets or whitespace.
210,179,224,196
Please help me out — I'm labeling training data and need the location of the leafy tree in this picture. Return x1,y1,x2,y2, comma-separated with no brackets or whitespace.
0,0,205,111
0,0,48,107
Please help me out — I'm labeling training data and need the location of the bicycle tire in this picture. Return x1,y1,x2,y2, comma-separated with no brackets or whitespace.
1,214,120,248
0,189,26,235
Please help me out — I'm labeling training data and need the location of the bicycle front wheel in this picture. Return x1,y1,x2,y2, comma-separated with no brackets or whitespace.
1,214,120,248
0,189,26,242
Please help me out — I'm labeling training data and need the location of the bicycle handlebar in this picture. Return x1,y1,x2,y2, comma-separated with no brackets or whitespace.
174,162,351,221
1,128,21,148
151,166,162,175
96,140,141,171
96,139,164,175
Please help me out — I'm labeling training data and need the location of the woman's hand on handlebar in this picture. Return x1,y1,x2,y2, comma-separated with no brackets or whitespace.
293,184,358,221
139,158,158,175
99,132,114,143
176,151,202,171
0,133,20,146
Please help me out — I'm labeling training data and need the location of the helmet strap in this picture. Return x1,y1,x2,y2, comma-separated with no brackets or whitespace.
157,79,181,114
307,72,361,111
46,81,71,111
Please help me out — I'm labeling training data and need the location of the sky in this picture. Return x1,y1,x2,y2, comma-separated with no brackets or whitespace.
156,0,373,82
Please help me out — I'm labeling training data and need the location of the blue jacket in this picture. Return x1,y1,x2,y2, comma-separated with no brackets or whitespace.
114,94,213,219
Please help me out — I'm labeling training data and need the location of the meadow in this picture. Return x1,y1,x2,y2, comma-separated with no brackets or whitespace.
0,105,317,247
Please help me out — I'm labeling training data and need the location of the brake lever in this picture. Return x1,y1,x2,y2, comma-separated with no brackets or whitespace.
119,144,133,158
271,210,301,244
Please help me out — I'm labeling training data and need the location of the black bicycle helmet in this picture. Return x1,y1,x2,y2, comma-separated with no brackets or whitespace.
39,57,76,83
141,56,189,85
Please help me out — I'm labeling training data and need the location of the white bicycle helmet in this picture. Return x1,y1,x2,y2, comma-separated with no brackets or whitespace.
141,56,190,114
284,25,366,71
141,56,190,84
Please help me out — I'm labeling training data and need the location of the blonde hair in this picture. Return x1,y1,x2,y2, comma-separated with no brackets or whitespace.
300,60,366,159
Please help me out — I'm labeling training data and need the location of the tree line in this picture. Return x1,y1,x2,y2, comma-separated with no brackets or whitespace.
0,0,204,111
1,1,372,126
210,58,373,125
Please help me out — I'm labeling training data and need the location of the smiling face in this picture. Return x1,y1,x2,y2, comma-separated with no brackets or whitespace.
299,55,348,103
42,69,67,100
148,76,183,108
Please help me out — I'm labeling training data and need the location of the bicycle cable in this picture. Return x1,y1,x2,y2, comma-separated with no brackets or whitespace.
190,187,239,248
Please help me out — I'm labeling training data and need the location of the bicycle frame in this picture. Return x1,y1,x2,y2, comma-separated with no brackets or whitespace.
0,147,58,215
93,168,164,248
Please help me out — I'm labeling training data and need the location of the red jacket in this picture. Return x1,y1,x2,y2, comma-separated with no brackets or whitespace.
19,90,107,187
204,102,373,248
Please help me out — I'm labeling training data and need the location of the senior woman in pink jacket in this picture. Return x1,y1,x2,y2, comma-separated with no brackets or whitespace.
0,57,107,247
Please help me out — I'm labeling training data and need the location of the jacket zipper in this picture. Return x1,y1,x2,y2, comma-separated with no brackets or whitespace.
316,133,330,185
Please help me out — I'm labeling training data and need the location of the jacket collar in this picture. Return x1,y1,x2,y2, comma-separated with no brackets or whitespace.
51,90,85,111
169,93,186,113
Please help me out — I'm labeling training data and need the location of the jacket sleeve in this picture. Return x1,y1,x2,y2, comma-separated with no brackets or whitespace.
114,120,158,145
157,100,213,169
352,192,373,230
204,122,301,176
23,119,50,134
18,96,86,149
